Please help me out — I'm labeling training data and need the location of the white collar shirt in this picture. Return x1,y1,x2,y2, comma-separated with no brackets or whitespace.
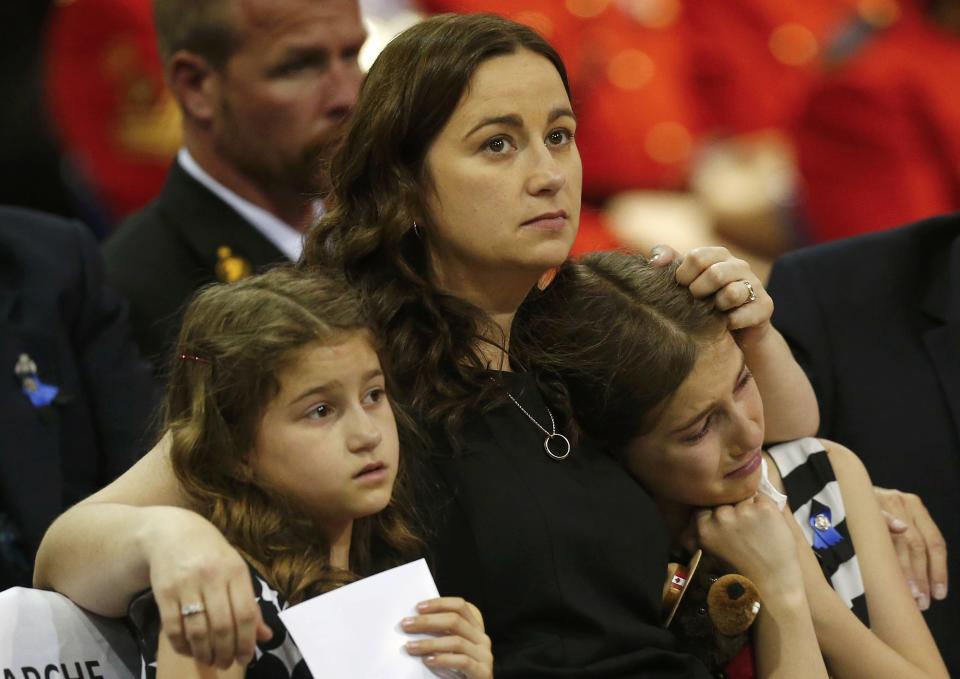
177,148,319,262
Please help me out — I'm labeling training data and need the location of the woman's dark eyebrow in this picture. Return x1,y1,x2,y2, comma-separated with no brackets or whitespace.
463,114,522,140
547,106,576,124
462,106,576,141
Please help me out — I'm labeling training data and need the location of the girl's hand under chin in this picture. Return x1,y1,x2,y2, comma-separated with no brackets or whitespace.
694,495,802,593
401,597,493,678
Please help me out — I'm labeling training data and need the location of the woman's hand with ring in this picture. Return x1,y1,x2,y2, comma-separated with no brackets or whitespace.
672,246,773,346
143,507,272,668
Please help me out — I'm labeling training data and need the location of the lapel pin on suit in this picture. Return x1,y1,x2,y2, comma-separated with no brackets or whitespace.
14,353,60,408
215,245,252,283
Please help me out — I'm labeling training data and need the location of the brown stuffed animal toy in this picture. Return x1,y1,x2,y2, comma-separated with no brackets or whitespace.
662,549,762,672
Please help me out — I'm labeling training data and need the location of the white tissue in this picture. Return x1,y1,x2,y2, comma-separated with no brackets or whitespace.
757,456,788,510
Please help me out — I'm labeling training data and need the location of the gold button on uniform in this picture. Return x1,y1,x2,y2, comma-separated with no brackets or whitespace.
857,0,900,27
769,23,819,66
565,0,611,19
607,49,655,90
215,246,252,283
645,121,693,165
619,0,681,29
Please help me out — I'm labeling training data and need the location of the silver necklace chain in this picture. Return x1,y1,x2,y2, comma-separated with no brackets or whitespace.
507,392,572,461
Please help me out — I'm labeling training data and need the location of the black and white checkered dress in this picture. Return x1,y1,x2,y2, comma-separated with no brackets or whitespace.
128,564,310,678
768,437,870,625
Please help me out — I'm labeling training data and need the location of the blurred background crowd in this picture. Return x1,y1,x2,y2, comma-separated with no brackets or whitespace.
4,0,959,278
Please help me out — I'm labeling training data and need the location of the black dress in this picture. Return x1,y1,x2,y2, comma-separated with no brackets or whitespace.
422,372,710,678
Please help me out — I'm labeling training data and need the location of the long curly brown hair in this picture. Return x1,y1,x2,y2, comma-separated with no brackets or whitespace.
163,267,422,604
302,13,572,447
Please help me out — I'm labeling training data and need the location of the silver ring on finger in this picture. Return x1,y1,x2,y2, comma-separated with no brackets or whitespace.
741,279,758,304
180,601,206,617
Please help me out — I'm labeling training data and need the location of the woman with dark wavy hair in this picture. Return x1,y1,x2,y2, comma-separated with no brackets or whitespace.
35,12,819,678
302,13,816,676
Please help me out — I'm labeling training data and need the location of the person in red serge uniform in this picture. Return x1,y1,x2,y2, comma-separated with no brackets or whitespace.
683,0,918,256
685,0,869,136
795,0,960,242
44,0,180,226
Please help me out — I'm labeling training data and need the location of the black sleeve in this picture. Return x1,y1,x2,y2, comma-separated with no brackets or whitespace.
66,221,158,481
768,252,836,439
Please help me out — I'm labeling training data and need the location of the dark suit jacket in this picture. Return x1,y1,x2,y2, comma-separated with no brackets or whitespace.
768,213,960,672
0,207,156,589
103,161,287,367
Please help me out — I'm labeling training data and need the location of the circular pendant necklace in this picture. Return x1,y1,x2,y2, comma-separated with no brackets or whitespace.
507,392,572,461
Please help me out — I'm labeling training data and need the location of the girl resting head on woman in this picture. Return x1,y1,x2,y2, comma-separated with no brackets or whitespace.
515,251,949,679
137,266,493,678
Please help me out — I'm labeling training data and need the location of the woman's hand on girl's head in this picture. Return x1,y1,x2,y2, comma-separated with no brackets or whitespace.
666,245,823,439
663,245,820,440
144,508,272,669
401,597,493,679
695,495,801,591
672,246,774,346
647,244,679,267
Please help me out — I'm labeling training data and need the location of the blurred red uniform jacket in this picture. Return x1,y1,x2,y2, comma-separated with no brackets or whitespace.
796,3,960,242
44,0,179,225
686,0,868,135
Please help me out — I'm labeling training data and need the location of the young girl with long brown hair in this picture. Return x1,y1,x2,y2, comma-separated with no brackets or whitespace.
128,266,492,678
515,251,948,679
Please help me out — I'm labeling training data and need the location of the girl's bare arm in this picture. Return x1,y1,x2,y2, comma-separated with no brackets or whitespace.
736,323,819,441
34,434,268,669
792,441,949,679
696,498,829,679
157,628,245,679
